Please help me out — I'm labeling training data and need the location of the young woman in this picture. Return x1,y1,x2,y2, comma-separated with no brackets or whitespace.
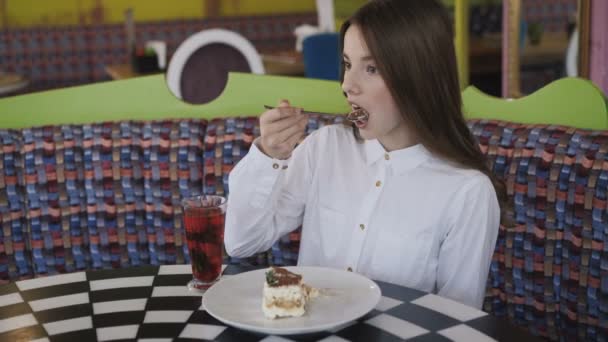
224,0,504,309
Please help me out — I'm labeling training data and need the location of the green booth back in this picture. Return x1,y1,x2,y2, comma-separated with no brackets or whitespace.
0,73,606,130
0,73,349,129
462,77,608,130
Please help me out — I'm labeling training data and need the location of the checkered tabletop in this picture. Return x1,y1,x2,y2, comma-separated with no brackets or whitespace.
0,265,540,342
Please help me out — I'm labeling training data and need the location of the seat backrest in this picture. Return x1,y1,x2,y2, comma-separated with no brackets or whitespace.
302,32,341,81
452,79,608,340
469,119,608,341
166,29,265,104
463,77,608,129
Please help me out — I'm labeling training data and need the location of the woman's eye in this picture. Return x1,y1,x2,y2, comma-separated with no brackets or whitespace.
366,65,377,74
342,61,351,69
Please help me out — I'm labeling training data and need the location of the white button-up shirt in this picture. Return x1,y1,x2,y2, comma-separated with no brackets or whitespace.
225,124,500,308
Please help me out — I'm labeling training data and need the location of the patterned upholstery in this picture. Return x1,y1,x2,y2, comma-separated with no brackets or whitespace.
16,121,209,278
523,0,577,33
469,119,608,341
0,130,31,281
1,115,607,340
202,117,268,266
0,13,316,96
520,0,577,94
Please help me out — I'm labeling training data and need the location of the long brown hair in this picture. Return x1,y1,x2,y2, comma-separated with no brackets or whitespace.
340,0,508,208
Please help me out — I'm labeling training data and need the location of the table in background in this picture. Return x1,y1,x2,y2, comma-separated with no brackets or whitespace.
104,64,140,80
105,52,305,81
104,64,164,80
261,51,305,77
0,265,541,341
0,73,28,96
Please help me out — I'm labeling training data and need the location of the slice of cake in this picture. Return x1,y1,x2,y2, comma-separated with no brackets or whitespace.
346,107,369,125
262,267,317,319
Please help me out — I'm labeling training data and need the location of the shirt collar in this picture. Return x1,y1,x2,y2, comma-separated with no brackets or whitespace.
364,139,431,174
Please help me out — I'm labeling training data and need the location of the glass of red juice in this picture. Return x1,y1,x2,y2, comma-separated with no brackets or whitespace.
182,195,226,291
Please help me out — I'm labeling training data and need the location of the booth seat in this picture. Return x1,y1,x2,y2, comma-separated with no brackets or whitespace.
0,74,607,341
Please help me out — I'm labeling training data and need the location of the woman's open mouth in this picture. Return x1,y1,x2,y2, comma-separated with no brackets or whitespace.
346,104,369,127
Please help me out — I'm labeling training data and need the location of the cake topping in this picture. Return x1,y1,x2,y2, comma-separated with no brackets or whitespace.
265,267,302,287
346,108,369,124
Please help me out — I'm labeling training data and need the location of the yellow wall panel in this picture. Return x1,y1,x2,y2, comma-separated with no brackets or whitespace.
219,0,315,16
5,0,82,27
2,0,316,29
98,0,205,24
334,0,367,30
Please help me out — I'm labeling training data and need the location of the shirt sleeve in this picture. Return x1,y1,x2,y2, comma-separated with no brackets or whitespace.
436,175,500,309
224,132,317,258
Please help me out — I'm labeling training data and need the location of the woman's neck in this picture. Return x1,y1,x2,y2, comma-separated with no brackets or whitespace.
378,123,419,152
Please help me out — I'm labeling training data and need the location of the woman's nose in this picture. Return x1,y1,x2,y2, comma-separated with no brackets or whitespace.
341,71,360,96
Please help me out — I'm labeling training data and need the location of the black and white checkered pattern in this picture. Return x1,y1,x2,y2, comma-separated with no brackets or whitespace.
0,265,541,341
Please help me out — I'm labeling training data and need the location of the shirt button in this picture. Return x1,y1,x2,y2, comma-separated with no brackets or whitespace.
359,224,365,231
375,180,382,187
384,153,390,160
347,267,353,272
272,163,279,169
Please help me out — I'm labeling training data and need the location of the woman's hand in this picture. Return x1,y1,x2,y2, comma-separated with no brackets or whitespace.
258,99,308,160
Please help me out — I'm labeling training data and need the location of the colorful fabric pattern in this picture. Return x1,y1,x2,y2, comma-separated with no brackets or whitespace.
523,0,577,33
0,129,31,282
202,117,268,266
0,120,208,281
0,13,316,96
469,119,608,341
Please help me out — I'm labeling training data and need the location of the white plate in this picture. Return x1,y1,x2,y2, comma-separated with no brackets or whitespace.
202,266,382,335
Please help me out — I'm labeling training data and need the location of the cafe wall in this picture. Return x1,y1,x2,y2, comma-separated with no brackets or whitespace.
0,0,316,29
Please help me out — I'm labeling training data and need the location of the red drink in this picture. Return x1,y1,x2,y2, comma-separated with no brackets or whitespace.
182,195,226,290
